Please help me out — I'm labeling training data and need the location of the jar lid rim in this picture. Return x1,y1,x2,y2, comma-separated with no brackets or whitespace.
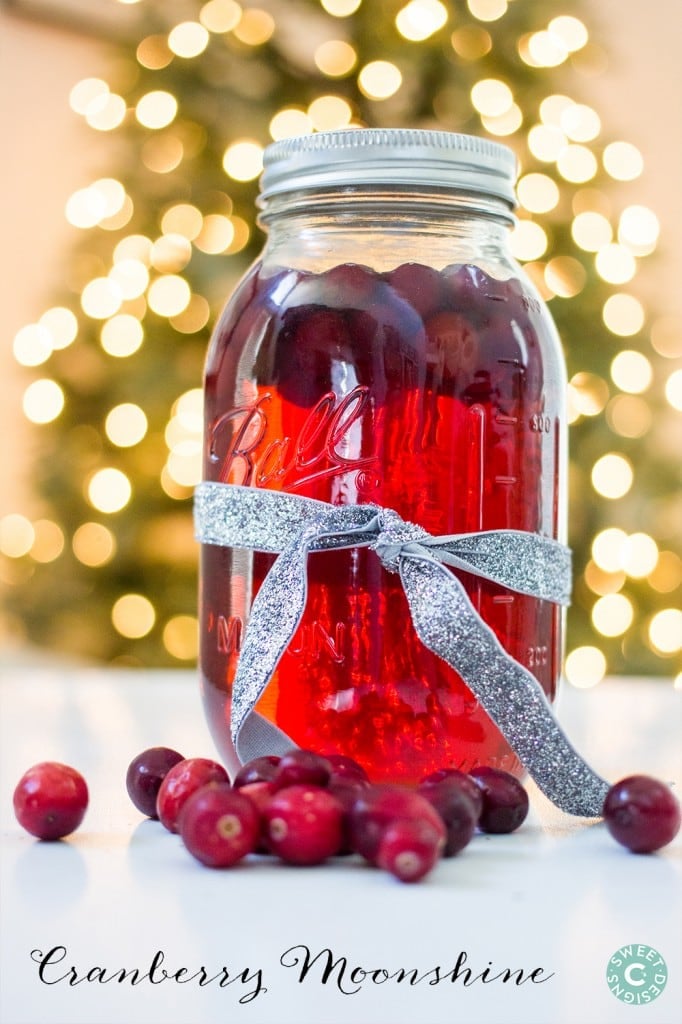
260,128,518,207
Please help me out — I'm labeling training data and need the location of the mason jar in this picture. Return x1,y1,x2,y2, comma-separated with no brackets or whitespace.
199,128,567,783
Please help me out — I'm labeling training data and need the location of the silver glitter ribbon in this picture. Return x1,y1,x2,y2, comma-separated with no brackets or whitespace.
195,481,609,817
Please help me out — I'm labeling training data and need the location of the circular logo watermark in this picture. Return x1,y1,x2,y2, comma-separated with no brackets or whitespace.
606,944,668,1005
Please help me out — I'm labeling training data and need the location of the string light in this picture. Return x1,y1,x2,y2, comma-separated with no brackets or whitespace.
72,522,116,567
395,0,448,42
23,380,65,424
565,646,607,688
357,61,402,100
222,140,263,181
112,593,156,638
591,453,634,500
610,350,653,394
199,0,242,34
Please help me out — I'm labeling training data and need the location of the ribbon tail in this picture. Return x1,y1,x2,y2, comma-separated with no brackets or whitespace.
399,555,609,817
230,533,314,763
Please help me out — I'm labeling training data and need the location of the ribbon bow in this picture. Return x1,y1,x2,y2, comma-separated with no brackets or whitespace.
194,481,608,817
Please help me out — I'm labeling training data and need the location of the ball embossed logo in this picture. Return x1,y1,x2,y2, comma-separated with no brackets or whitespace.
606,944,667,1005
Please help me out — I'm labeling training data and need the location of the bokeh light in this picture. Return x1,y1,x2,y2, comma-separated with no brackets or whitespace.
591,453,634,499
112,593,156,639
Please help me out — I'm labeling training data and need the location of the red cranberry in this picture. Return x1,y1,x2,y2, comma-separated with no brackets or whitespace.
126,746,184,818
603,775,681,854
469,766,529,834
238,780,276,852
418,778,478,856
13,762,88,841
263,784,343,865
348,784,446,864
377,817,445,883
180,783,260,868
273,749,333,790
232,755,281,789
328,776,371,855
419,768,484,821
156,757,228,833
325,753,370,783
388,262,445,319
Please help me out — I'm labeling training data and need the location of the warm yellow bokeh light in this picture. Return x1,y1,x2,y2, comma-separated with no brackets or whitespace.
527,124,566,162
595,244,636,285
517,173,560,214
539,94,574,127
481,104,522,137
147,275,192,317
314,40,357,77
509,220,547,261
168,21,210,58
592,528,628,573
648,551,682,594
544,256,586,298
13,325,52,367
591,453,634,499
199,0,242,34
568,371,609,417
233,7,275,45
87,468,132,514
136,91,178,130
610,350,653,394
622,533,658,579
307,95,353,130
565,646,607,688
603,141,643,181
30,519,65,564
114,234,153,265
396,0,448,41
161,203,204,240
560,103,600,142
665,369,682,411
471,78,513,117
69,78,109,115
112,593,156,639
571,211,612,252
23,379,65,424
151,233,193,272
81,277,123,319
105,403,148,447
648,609,682,655
109,259,150,300
592,593,634,637
606,394,652,439
320,0,362,16
194,214,235,254
467,0,507,21
40,307,78,350
602,293,645,337
651,316,682,359
163,615,199,660
101,314,144,358
618,205,660,255
85,92,127,131
358,61,402,100
556,144,597,184
527,30,567,67
222,139,264,181
0,514,35,558
269,108,313,140
72,522,116,567
548,15,588,52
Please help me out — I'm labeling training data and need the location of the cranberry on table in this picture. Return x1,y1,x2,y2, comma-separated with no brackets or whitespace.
180,784,260,868
232,755,281,789
377,816,445,883
273,749,333,790
419,768,484,822
603,775,681,854
263,784,344,865
348,784,446,864
325,753,370,783
469,766,529,834
156,757,229,833
13,762,88,841
418,778,478,856
125,746,184,818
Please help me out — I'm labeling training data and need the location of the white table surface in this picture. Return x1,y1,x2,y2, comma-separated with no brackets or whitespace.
0,666,680,1024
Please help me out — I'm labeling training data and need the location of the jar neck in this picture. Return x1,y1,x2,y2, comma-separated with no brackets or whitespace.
258,186,517,274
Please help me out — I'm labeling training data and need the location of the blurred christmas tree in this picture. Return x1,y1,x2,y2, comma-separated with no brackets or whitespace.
1,0,680,680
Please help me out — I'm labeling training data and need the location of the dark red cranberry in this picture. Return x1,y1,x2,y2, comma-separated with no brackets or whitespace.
348,784,446,864
156,757,229,833
419,768,483,821
328,776,371,855
273,749,333,790
424,311,479,377
238,780,277,852
388,262,445,319
603,775,681,854
232,755,281,789
418,778,478,856
325,753,370,782
377,817,445,883
13,762,88,841
126,746,184,818
180,784,260,868
321,262,380,307
469,766,529,834
263,784,344,865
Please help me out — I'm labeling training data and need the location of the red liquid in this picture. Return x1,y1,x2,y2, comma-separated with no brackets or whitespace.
201,261,563,782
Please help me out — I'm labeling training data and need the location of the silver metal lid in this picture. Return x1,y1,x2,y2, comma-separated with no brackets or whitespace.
259,128,518,207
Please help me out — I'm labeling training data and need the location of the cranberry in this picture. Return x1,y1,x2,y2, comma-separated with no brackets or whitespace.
328,776,371,854
263,784,343,865
324,753,370,783
13,762,88,840
232,755,281,789
180,784,260,868
603,775,681,854
238,780,276,851
273,749,333,790
419,768,484,821
377,817,445,883
469,766,529,834
156,757,228,833
388,262,445,319
418,778,478,856
125,746,184,818
348,784,446,864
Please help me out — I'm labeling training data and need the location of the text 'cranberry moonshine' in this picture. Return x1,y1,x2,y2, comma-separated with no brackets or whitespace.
200,129,567,783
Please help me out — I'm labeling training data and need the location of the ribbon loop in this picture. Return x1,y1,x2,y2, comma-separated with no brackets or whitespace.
194,481,609,817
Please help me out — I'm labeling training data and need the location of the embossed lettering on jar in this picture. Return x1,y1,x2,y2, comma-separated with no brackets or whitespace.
199,129,567,784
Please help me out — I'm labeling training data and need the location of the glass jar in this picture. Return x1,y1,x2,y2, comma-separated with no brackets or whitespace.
199,128,567,783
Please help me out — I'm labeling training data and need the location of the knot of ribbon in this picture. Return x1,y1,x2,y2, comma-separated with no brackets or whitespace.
194,481,608,817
